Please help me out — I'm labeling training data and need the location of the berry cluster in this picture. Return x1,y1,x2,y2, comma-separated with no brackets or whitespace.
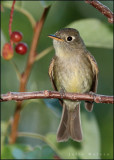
11,31,28,55
2,31,28,60
2,0,28,60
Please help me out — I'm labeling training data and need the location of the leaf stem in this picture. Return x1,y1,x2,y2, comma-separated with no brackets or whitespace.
18,132,46,143
35,46,53,61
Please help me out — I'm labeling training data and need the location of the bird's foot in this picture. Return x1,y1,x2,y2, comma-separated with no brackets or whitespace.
60,88,66,99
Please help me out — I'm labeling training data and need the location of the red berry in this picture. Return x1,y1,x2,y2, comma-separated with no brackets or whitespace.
2,43,14,60
11,31,23,43
15,42,28,55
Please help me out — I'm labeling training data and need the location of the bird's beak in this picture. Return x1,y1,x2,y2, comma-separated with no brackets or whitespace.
48,34,64,42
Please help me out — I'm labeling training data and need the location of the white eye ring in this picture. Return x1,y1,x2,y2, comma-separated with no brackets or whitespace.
66,36,75,42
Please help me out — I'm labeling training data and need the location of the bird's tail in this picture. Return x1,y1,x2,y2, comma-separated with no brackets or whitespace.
57,104,82,142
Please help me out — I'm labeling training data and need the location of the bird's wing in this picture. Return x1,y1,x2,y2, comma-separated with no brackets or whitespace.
48,57,57,91
49,57,63,105
87,51,99,92
85,51,99,111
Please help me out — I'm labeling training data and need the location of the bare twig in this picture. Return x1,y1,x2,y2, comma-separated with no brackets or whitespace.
9,0,16,36
1,91,113,104
9,6,50,144
85,0,114,23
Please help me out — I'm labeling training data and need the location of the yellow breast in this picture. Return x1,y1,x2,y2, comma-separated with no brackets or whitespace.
54,53,93,94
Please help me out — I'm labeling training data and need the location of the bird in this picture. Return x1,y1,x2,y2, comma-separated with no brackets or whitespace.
48,28,99,142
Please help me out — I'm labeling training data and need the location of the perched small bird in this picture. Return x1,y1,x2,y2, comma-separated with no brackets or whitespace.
48,28,99,142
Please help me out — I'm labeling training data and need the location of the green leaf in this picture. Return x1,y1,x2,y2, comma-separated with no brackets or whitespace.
41,145,55,159
67,19,113,48
12,148,24,159
40,1,54,8
1,144,30,159
45,112,100,159
20,1,43,21
3,141,55,159
3,2,36,28
24,145,55,159
1,145,14,159
14,1,23,7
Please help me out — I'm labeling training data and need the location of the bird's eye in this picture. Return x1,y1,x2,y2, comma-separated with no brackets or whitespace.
67,36,72,41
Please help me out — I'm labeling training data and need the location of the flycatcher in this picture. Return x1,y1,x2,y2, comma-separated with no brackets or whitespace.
48,28,98,142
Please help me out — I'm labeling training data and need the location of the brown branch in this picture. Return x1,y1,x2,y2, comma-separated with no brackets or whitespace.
20,6,50,92
85,0,114,23
1,91,114,104
9,7,50,144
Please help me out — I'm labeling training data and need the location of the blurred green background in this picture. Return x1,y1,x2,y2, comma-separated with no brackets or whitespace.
1,1,113,159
